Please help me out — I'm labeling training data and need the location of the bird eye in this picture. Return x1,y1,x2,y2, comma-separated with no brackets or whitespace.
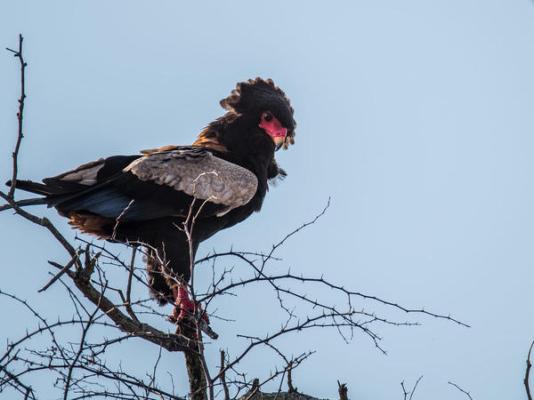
262,112,273,122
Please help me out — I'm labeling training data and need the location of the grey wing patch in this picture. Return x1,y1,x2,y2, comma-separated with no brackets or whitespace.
124,149,258,211
53,159,105,186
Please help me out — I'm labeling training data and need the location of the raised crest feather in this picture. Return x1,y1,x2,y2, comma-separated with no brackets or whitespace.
220,77,296,150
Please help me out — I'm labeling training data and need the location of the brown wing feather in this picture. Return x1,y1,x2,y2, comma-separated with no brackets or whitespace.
68,212,112,239
192,128,228,153
140,145,181,155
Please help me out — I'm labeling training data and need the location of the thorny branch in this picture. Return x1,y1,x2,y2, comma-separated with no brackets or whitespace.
6,33,26,199
178,195,217,400
63,288,104,400
1,35,472,400
220,350,230,400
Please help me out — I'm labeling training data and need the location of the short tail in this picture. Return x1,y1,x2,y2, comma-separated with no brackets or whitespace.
1,181,49,211
6,179,51,196
5,179,70,196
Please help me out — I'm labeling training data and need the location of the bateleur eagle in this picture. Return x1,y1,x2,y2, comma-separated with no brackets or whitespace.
7,78,296,331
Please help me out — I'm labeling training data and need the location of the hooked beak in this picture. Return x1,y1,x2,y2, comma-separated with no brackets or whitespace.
259,118,288,151
273,136,286,151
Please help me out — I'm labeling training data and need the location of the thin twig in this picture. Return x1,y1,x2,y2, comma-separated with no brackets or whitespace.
220,350,230,400
181,195,215,400
448,381,473,400
525,341,534,400
409,376,423,400
286,360,296,393
0,197,45,212
6,34,27,199
0,191,78,257
125,245,139,322
63,286,105,400
401,376,423,400
38,253,80,293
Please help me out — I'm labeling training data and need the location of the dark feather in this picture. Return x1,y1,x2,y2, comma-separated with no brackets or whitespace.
7,78,296,305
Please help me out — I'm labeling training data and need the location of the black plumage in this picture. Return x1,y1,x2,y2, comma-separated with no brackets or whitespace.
8,78,296,309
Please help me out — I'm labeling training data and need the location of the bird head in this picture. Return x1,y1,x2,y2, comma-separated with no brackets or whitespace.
220,78,296,151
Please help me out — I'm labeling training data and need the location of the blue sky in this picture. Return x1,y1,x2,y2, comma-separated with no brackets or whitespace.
1,1,534,399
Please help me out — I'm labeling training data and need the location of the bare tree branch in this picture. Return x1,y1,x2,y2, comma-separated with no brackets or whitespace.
400,376,423,400
525,341,534,400
1,34,477,400
448,381,473,400
38,252,80,293
5,33,26,199
337,381,348,400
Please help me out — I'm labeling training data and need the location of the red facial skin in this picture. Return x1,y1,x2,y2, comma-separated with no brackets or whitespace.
259,112,288,144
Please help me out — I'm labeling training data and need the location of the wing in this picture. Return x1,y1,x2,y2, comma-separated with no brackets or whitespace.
125,148,258,210
42,155,140,192
54,147,258,221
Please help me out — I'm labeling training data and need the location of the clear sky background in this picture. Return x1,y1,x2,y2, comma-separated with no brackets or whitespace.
1,1,534,399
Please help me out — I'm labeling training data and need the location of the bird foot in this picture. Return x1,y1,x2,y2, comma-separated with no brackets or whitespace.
167,284,197,322
167,284,218,340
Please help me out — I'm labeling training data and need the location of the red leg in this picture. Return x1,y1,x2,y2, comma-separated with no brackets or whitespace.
169,283,195,322
168,283,218,339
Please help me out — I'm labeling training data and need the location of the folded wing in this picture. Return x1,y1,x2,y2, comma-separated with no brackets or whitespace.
54,147,258,221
